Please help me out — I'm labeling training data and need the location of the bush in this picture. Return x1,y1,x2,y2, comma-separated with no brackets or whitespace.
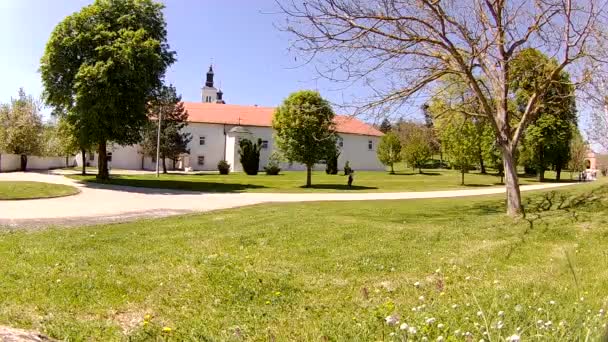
602,167,607,177
325,150,340,174
217,160,230,175
343,160,352,175
239,138,262,175
264,152,282,175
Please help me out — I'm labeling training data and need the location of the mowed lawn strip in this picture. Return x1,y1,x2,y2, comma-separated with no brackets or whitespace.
0,181,79,200
0,180,606,340
69,169,573,193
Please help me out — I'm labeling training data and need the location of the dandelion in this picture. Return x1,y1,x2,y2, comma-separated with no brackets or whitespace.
143,314,151,321
385,315,399,326
275,291,281,296
162,327,172,333
435,268,441,274
425,317,436,325
408,326,417,335
507,335,521,342
400,323,409,330
265,300,271,305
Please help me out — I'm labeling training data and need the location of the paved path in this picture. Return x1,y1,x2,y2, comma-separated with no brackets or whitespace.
0,172,578,228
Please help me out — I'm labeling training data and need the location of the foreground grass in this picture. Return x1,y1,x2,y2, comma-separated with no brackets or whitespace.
0,181,607,340
0,181,79,200
69,169,571,193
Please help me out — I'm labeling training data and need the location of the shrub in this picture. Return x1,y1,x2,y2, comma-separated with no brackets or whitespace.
239,138,262,175
325,150,340,174
602,167,607,177
343,160,352,175
264,152,282,175
217,160,230,175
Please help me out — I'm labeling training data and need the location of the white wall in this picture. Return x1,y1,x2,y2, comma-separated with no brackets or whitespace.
0,154,72,172
185,123,229,171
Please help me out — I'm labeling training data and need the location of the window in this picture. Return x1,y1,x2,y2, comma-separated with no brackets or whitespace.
368,140,373,151
107,152,112,162
338,137,344,148
88,152,95,161
199,136,206,145
197,156,205,165
261,140,269,149
205,96,212,103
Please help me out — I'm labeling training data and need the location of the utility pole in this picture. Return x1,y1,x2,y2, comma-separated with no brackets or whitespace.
155,105,162,178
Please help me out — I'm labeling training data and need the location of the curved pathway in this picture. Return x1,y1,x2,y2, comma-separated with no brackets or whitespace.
0,171,577,228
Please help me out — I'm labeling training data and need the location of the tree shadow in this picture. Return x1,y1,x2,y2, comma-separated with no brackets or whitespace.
298,184,379,191
462,183,493,187
74,176,269,194
391,172,442,176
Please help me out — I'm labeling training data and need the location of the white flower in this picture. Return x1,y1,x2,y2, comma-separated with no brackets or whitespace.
496,321,504,329
514,304,523,312
477,310,483,317
412,307,417,312
464,331,471,336
544,320,552,327
580,297,585,302
600,309,605,316
385,315,399,326
454,329,461,336
452,304,459,309
493,280,499,284
437,323,444,329
507,335,521,342
537,307,543,312
421,337,428,342
419,295,425,302
408,326,417,334
465,276,471,281
435,268,441,274
437,336,444,342
400,323,409,330
479,339,485,342
425,317,436,325
549,300,556,305
498,310,504,317
389,332,395,337
414,281,421,288
537,319,544,325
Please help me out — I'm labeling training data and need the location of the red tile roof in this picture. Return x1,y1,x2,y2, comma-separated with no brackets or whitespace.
182,102,383,137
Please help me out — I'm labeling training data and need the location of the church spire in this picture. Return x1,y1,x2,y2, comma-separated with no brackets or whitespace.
205,65,214,87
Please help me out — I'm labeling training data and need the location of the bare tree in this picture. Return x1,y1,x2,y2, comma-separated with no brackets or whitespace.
278,0,605,216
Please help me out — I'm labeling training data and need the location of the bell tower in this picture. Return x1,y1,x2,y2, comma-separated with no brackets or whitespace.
201,65,218,103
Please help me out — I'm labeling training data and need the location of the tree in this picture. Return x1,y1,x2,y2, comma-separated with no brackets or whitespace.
140,85,191,173
398,122,433,174
511,49,577,182
273,90,337,187
568,131,588,180
379,118,392,134
239,138,263,175
0,89,43,171
436,115,479,185
41,0,175,180
377,132,402,174
280,0,604,216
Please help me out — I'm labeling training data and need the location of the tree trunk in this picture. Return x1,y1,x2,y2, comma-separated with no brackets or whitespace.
479,152,486,174
503,150,523,216
390,163,394,174
162,157,167,174
418,166,422,174
20,155,27,171
461,167,465,185
306,165,312,187
538,168,545,182
81,149,87,175
556,167,562,182
172,158,176,170
97,141,109,180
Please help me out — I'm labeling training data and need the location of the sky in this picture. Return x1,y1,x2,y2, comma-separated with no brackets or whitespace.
0,0,411,122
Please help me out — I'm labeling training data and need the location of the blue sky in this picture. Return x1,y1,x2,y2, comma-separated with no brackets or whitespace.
0,0,415,122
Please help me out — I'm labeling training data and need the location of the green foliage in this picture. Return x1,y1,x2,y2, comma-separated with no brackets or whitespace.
397,121,433,173
264,152,282,175
325,149,340,175
377,132,402,174
378,118,392,133
40,0,176,179
436,115,479,184
568,131,588,177
239,138,262,175
273,90,337,186
343,160,352,175
217,160,231,175
0,89,44,170
140,85,191,173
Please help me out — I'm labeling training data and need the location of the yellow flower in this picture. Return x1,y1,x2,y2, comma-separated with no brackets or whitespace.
275,291,281,296
162,327,172,333
143,321,149,326
265,300,271,305
440,292,446,296
144,314,151,321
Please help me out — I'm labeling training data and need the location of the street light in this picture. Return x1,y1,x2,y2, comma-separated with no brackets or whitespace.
155,105,162,177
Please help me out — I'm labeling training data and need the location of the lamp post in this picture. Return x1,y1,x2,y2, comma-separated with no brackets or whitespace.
155,105,162,178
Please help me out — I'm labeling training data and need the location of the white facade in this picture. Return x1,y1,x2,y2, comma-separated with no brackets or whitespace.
79,122,384,172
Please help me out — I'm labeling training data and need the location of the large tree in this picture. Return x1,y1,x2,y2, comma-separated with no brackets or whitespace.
436,115,479,185
0,89,43,171
280,0,605,216
397,121,433,174
40,0,175,180
376,131,402,174
273,90,338,187
140,84,191,173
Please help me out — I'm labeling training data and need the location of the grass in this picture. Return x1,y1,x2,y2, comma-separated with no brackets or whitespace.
68,169,573,193
0,181,79,200
0,180,607,340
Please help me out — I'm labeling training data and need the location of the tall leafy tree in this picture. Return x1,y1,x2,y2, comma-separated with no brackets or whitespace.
273,90,337,187
140,85,191,173
0,89,43,171
40,0,175,180
376,132,402,174
568,130,588,179
512,49,577,182
397,121,433,174
436,115,479,185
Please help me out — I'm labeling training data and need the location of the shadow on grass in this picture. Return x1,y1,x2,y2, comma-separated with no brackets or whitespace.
462,183,493,188
298,184,378,191
391,172,442,176
75,176,268,194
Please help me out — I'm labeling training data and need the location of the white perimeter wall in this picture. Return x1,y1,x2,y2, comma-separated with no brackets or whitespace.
0,154,74,172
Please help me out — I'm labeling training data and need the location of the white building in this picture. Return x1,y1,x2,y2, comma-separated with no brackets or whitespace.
79,66,384,172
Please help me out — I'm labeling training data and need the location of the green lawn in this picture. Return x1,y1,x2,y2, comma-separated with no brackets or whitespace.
0,181,79,200
69,169,574,193
0,181,606,340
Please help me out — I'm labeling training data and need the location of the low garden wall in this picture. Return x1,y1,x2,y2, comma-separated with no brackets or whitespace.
0,154,74,172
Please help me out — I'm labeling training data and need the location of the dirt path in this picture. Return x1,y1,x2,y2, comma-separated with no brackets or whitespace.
0,171,578,228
